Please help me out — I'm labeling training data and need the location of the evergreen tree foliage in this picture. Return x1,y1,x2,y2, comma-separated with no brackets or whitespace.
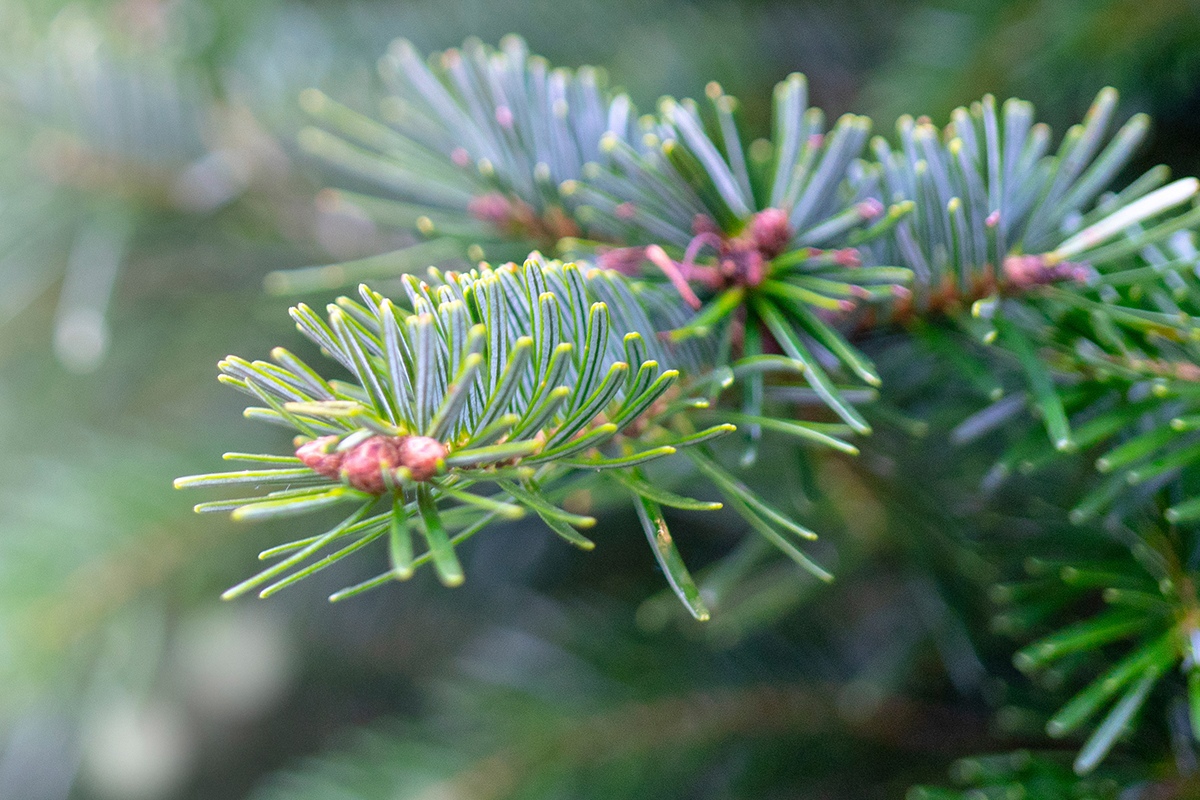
7,5,1200,796
171,35,1200,794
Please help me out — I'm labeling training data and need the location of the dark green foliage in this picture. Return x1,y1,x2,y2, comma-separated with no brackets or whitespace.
910,751,1130,799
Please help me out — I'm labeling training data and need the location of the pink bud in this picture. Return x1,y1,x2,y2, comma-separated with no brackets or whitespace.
467,193,512,225
833,248,862,267
340,436,404,494
615,202,637,220
398,436,448,482
749,207,793,258
451,148,471,168
1002,254,1087,289
857,198,885,220
296,436,344,480
495,105,514,127
303,434,451,493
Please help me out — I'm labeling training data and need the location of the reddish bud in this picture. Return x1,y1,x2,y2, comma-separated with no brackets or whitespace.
339,436,404,494
615,201,637,220
299,434,450,494
833,248,862,267
467,193,513,225
1004,254,1042,284
749,208,793,258
857,198,885,220
397,436,448,482
1003,254,1088,289
296,436,344,480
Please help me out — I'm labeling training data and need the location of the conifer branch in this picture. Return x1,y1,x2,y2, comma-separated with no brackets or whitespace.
267,35,634,294
179,255,843,610
182,36,1200,778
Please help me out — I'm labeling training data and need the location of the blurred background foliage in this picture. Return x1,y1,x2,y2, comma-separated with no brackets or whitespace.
3,1,1200,798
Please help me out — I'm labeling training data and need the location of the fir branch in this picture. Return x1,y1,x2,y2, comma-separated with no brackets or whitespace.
278,42,911,441
179,255,838,611
986,521,1200,774
563,79,908,436
859,88,1200,456
267,36,636,294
